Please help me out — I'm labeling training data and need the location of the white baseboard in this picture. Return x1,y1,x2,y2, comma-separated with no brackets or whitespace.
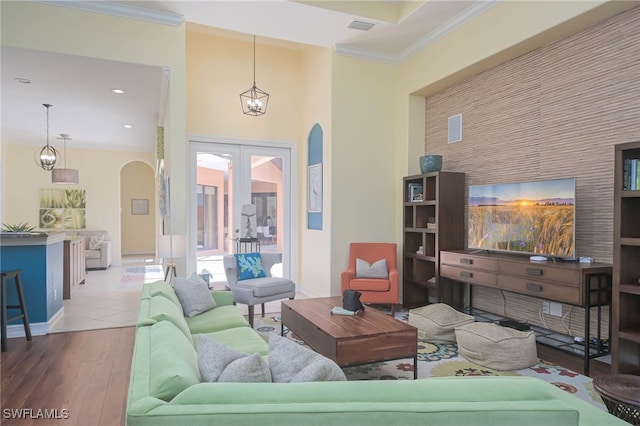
5,307,64,337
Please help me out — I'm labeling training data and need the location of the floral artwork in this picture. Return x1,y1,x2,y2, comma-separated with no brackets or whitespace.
39,189,86,229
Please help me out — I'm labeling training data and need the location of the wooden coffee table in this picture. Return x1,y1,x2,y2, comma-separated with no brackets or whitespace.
281,297,418,379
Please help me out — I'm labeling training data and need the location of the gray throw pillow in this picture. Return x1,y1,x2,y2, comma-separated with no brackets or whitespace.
268,333,346,382
355,258,388,279
218,352,271,383
198,334,271,383
172,275,217,317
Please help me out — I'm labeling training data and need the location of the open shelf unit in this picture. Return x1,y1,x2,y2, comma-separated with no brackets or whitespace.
612,140,640,374
402,171,465,308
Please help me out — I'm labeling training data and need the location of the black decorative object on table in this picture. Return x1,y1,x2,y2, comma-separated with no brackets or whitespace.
343,290,365,313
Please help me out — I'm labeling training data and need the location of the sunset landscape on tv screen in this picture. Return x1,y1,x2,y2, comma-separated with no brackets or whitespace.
468,178,576,258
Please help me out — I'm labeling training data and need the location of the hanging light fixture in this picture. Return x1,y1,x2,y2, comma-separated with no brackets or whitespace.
51,133,79,184
240,35,269,116
34,104,59,170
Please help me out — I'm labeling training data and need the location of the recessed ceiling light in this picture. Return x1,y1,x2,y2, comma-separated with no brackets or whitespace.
14,77,30,84
111,88,125,94
123,124,133,129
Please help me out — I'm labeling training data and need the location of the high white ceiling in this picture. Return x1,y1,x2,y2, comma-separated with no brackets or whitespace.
2,0,494,153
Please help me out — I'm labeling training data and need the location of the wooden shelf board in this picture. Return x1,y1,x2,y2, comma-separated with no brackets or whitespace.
621,190,640,198
619,330,640,344
620,237,640,246
620,284,640,295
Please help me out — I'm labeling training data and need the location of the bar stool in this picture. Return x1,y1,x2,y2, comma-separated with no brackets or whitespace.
1,269,32,351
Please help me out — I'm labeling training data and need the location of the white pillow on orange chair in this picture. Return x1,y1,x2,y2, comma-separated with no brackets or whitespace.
355,258,388,279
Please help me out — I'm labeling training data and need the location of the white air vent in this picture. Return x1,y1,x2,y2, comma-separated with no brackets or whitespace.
448,114,462,143
348,20,375,31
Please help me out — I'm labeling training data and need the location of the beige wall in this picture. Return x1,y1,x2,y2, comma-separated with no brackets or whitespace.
121,161,156,255
186,27,303,143
1,144,154,262
330,54,399,295
1,1,186,266
299,47,333,297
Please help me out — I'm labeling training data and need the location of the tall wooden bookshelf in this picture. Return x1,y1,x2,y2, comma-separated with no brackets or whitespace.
612,140,640,374
402,171,465,309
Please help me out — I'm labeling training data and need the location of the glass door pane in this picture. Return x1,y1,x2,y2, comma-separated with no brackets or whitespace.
194,149,235,284
190,142,292,286
250,154,282,253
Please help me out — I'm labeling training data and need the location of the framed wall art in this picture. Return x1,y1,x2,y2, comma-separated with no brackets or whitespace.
131,198,150,215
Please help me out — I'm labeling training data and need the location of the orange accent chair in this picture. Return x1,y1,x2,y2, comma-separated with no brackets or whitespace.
340,242,399,316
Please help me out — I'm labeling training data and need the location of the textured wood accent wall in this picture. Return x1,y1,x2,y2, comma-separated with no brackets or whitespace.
425,7,640,336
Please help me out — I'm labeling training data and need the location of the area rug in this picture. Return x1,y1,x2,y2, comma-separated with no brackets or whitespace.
119,265,164,287
253,313,606,411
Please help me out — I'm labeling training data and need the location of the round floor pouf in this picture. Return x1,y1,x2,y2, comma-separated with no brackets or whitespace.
454,322,538,370
408,303,474,343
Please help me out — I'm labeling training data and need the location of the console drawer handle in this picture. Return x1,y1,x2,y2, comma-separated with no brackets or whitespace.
526,268,543,276
460,271,473,278
526,283,542,292
460,258,473,265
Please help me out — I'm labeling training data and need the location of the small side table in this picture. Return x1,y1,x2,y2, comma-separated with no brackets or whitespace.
593,374,640,425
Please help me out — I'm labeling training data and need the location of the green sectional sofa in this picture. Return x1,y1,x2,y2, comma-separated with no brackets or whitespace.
126,281,625,426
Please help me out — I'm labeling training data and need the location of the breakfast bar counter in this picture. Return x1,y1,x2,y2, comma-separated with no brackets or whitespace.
0,232,64,336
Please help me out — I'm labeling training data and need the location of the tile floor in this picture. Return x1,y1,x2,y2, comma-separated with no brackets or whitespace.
48,255,155,333
49,255,294,333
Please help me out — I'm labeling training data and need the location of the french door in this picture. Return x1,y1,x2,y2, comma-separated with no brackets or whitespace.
188,140,295,284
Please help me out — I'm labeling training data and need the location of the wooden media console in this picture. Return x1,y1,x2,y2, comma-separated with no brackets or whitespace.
440,249,612,375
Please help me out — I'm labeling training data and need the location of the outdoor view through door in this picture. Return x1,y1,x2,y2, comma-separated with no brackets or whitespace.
192,144,290,288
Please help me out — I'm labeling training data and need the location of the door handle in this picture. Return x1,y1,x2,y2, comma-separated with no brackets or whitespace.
526,268,543,276
460,258,473,265
460,271,473,278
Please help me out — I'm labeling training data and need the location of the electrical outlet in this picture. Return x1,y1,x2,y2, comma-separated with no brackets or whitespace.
549,302,562,317
542,301,562,316
54,288,57,300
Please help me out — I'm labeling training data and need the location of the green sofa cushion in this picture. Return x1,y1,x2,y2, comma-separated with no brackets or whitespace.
167,377,583,426
185,305,249,334
141,281,182,309
194,326,268,356
138,295,192,339
148,321,201,402
211,291,234,306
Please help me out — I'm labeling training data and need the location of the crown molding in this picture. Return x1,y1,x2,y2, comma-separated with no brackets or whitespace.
398,0,500,62
336,0,500,64
334,44,400,65
36,1,183,26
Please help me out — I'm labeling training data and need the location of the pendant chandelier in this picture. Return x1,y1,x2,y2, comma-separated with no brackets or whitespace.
240,35,269,116
52,133,79,184
35,104,59,170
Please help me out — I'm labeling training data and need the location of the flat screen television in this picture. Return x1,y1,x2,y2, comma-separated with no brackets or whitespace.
468,177,576,259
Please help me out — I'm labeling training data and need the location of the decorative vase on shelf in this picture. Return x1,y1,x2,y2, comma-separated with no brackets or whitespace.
419,155,442,174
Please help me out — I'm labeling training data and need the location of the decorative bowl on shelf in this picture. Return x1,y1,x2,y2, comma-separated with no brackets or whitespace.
420,155,443,174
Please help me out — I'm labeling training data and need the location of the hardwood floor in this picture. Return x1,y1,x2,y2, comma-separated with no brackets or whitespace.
1,327,135,426
1,323,611,426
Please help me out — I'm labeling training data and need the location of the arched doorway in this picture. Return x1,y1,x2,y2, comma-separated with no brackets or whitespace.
120,161,156,256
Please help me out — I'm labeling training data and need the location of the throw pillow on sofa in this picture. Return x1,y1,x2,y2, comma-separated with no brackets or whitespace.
88,234,105,249
355,258,388,279
172,274,217,317
268,333,346,382
198,334,271,383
